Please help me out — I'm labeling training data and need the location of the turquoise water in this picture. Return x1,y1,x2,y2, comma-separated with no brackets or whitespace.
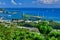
0,8,60,22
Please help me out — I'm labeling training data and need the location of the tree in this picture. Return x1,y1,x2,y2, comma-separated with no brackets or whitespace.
35,21,53,34
49,37,58,40
48,30,60,38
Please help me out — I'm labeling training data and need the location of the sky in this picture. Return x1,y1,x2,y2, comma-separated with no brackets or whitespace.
0,0,60,8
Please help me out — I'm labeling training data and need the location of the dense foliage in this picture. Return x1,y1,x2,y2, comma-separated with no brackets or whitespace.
0,20,60,40
0,23,44,40
35,21,53,34
35,21,60,40
48,30,60,40
49,20,60,29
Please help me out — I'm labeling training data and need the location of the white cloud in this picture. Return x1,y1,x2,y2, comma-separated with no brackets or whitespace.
11,0,22,5
32,0,59,4
39,0,59,4
11,0,17,5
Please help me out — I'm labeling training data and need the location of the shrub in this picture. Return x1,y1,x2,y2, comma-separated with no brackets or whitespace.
36,21,53,34
0,24,45,40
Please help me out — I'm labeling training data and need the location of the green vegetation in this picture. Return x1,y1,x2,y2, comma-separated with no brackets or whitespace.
35,21,53,34
0,23,45,40
0,20,60,40
49,20,60,29
48,30,60,40
35,21,60,40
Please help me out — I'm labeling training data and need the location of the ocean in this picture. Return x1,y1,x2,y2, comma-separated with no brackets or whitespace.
0,8,60,22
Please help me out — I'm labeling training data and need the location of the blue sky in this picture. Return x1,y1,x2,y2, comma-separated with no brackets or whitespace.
0,0,60,8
